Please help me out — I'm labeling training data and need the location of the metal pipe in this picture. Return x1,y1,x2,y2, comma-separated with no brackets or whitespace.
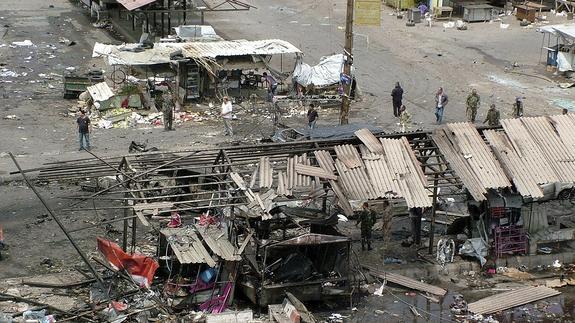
8,153,106,287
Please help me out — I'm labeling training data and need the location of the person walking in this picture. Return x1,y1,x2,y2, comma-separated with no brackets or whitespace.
262,72,278,102
512,96,524,118
77,110,91,150
356,202,377,251
307,104,318,129
220,96,233,136
434,87,448,124
484,104,501,126
391,82,404,117
466,89,480,122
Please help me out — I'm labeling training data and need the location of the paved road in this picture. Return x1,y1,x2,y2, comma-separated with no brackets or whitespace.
208,0,568,130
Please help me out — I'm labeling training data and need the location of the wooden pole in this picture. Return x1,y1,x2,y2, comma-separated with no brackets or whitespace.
340,0,354,125
428,174,439,255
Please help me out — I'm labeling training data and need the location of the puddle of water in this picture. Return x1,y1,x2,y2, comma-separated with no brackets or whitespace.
551,98,575,112
488,75,528,90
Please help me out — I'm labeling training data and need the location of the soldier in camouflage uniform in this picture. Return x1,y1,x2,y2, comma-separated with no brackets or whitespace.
484,104,500,127
381,200,393,247
466,89,480,122
161,90,175,131
356,202,376,251
399,105,411,132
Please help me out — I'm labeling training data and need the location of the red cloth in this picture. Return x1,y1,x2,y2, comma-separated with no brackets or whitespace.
167,212,182,228
121,97,129,108
97,237,159,288
199,213,217,226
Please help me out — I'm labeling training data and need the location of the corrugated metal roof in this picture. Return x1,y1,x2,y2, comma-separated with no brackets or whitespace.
501,118,562,184
194,225,241,262
446,123,511,189
433,127,488,201
181,39,301,58
433,123,511,201
86,82,114,102
160,227,217,267
117,0,157,11
520,116,575,182
359,138,432,208
483,130,544,199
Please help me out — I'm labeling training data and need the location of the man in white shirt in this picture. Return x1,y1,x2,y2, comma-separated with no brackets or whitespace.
220,96,233,136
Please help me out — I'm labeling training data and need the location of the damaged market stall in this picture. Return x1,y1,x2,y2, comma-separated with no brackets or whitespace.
434,116,575,262
92,39,302,103
238,233,352,306
177,39,302,102
538,24,575,72
11,127,468,313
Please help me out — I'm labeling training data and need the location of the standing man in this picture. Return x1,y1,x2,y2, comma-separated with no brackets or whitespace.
162,90,174,131
77,110,91,151
220,96,233,136
381,200,393,247
307,104,318,129
262,72,278,102
466,89,480,122
512,96,524,118
434,87,448,124
484,104,501,126
391,82,404,117
356,202,377,251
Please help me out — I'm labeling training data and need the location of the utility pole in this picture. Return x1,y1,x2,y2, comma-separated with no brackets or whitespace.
340,0,354,125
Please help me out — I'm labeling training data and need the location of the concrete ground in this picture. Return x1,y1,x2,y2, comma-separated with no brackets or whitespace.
2,0,575,321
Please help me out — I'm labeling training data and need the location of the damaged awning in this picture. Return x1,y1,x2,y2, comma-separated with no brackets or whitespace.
538,24,575,42
181,39,301,59
174,25,224,42
117,0,158,11
92,42,182,66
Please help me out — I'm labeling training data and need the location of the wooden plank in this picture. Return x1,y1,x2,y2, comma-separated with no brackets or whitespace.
230,172,247,191
329,180,353,216
295,163,338,180
363,264,447,296
355,128,384,154
236,232,253,256
467,286,560,315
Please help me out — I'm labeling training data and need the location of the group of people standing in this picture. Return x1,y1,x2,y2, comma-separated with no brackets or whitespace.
390,82,532,128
